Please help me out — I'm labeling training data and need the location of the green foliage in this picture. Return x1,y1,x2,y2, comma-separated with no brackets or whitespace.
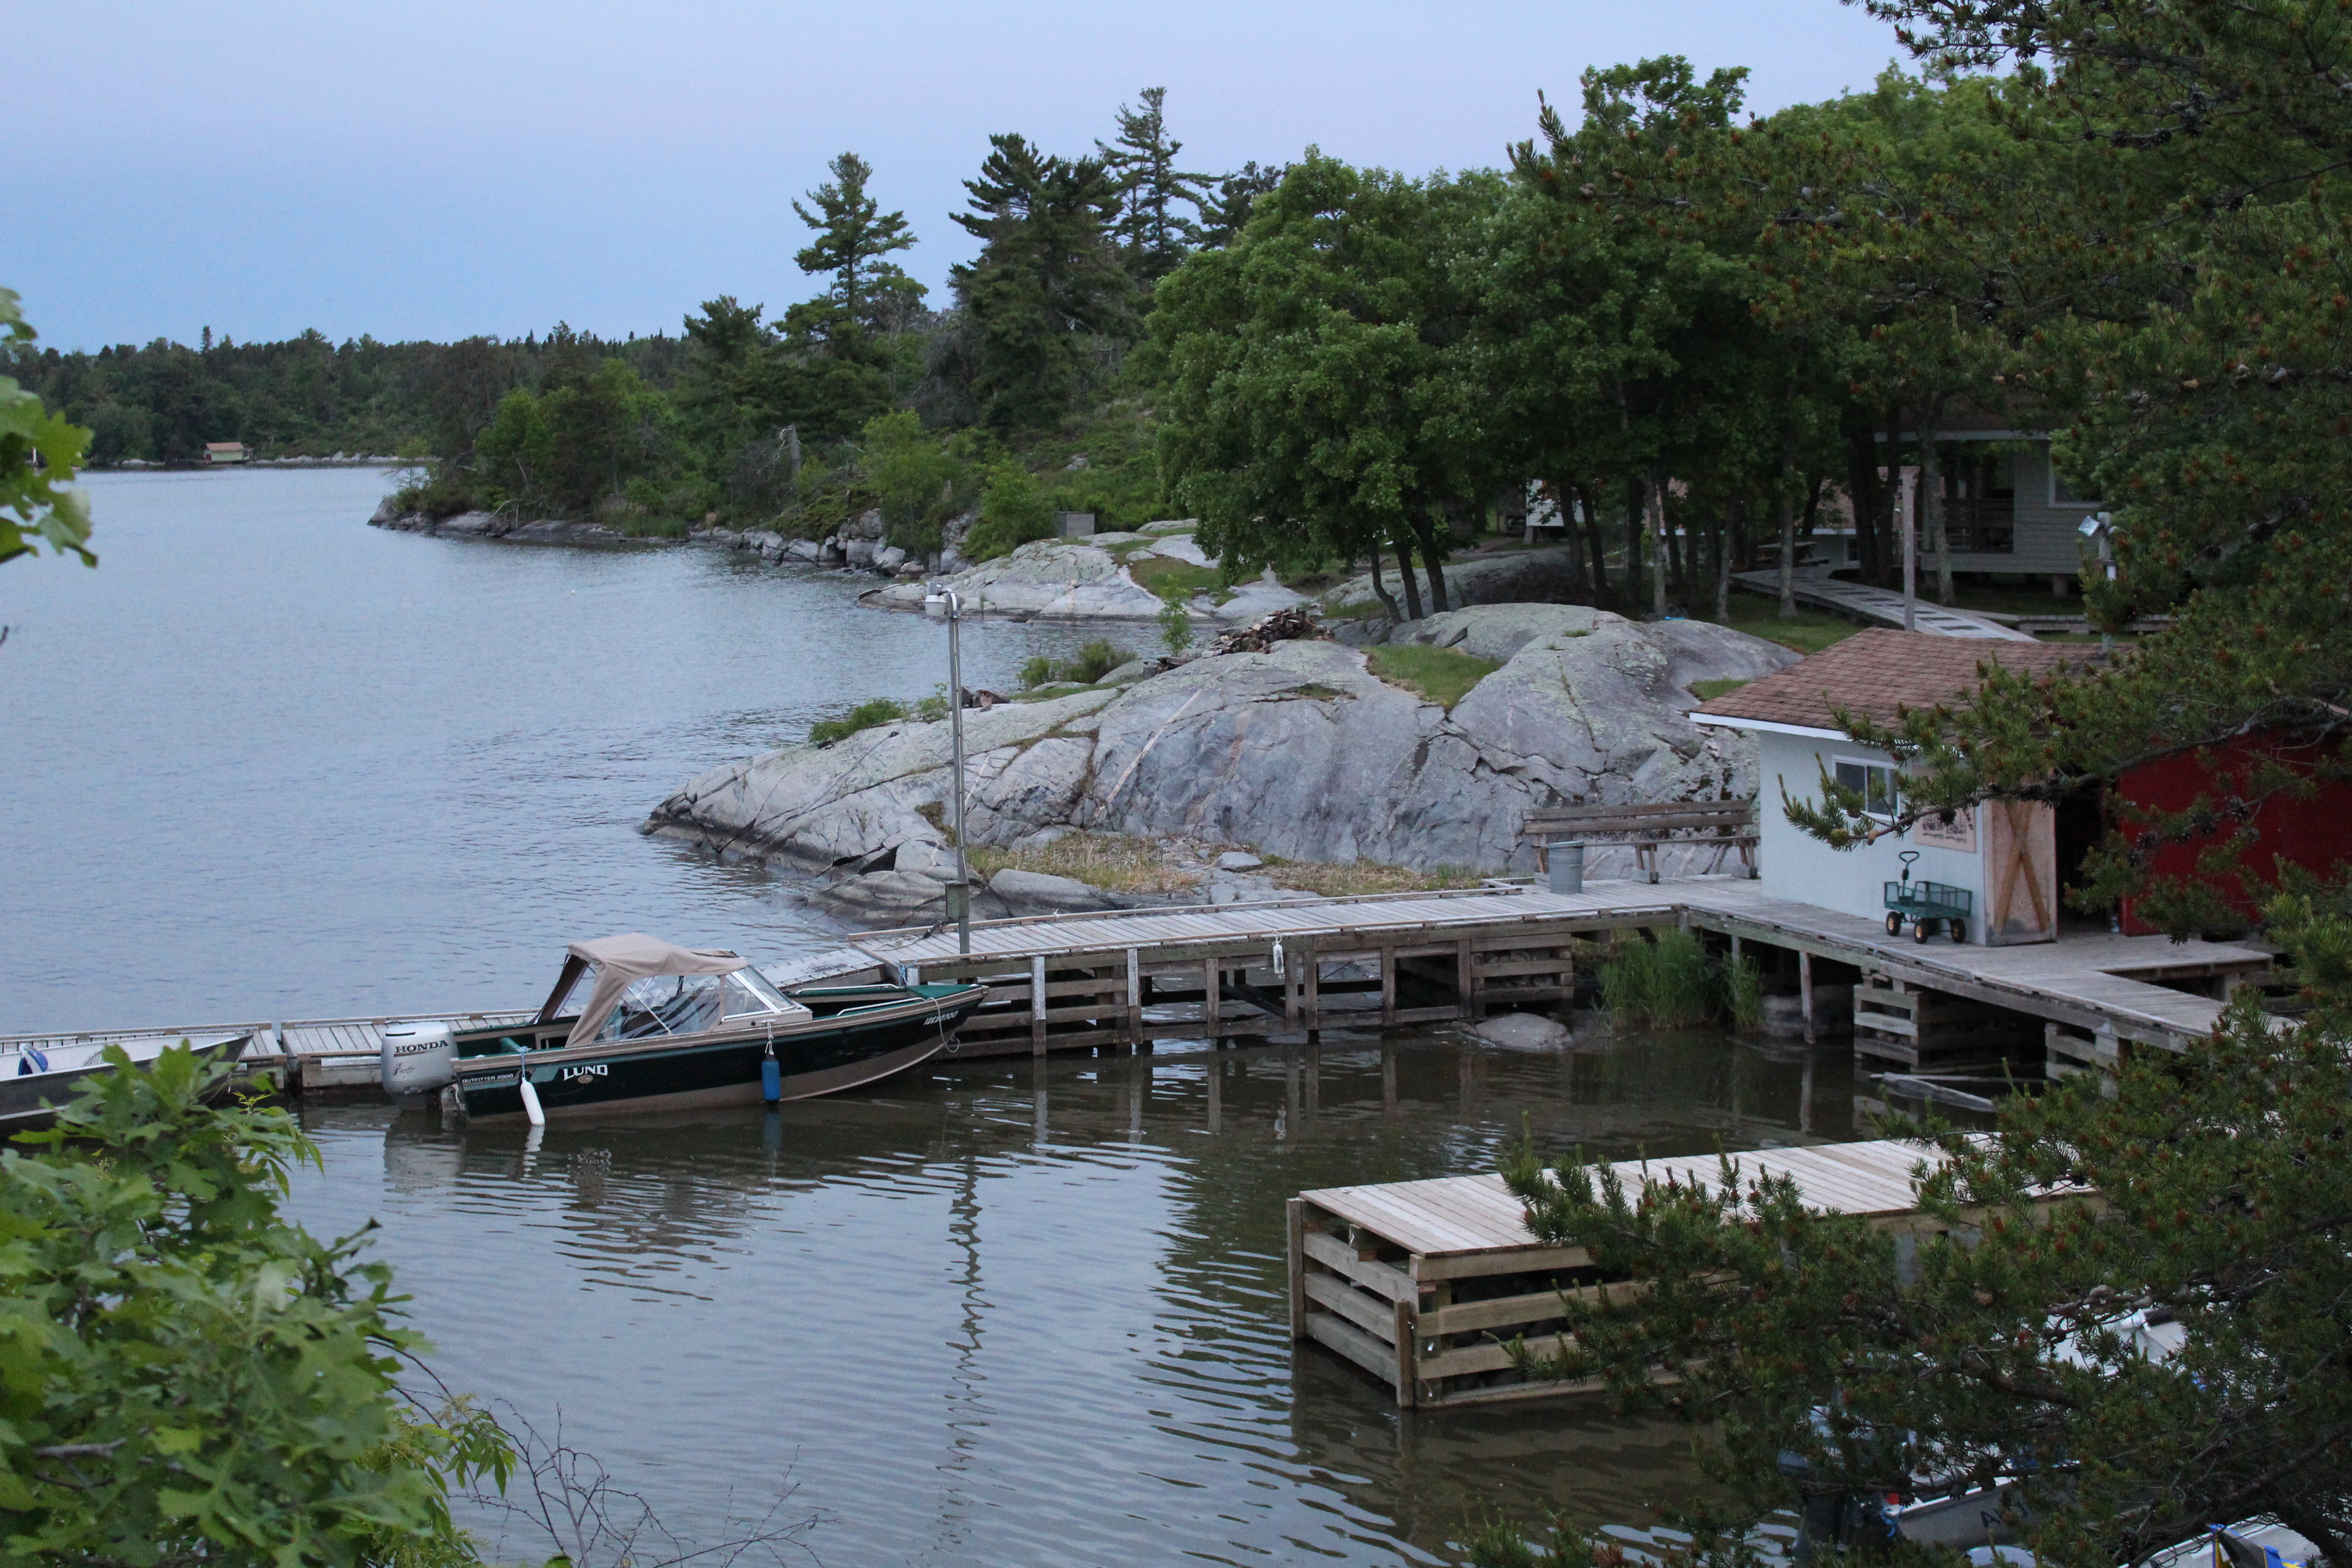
962,458,1056,560
1019,639,1133,690
0,289,93,568
1127,554,1225,606
1155,155,1503,617
0,1045,511,1567
1156,599,1195,657
806,697,911,746
1591,931,1761,1029
860,411,974,555
473,357,678,523
1686,678,1750,701
792,152,922,338
1496,916,2352,1561
1362,643,1500,710
1097,87,1214,282
942,134,1132,430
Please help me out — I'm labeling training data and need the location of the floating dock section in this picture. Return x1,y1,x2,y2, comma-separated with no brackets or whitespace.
1289,1139,1956,1408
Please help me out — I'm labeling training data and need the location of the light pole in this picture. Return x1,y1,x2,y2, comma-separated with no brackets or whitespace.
923,584,973,954
2080,513,2117,653
1902,466,1918,633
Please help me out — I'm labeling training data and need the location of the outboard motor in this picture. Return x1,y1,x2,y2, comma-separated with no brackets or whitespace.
381,1022,457,1097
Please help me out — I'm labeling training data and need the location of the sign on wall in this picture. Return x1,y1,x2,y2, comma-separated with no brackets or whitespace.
1912,806,1978,853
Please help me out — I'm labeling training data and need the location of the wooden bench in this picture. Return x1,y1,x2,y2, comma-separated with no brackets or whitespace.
1519,800,1760,884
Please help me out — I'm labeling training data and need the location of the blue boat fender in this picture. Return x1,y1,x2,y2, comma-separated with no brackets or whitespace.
761,1039,781,1104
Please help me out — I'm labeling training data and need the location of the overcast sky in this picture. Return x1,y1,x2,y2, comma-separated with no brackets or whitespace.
17,1,1908,352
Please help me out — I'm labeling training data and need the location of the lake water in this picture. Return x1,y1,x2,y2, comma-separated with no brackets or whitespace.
1,469,1107,1034
3,471,1855,1566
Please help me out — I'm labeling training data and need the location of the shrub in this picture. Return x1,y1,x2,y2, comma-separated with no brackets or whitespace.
807,697,910,746
1020,639,1133,690
961,459,1057,561
0,1047,512,1567
1159,600,1196,656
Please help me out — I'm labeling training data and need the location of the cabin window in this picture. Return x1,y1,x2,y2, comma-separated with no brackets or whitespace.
1834,758,1901,819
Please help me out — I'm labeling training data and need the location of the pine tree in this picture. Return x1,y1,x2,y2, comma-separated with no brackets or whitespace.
791,152,920,334
1096,87,1214,282
1196,162,1284,249
946,133,1129,428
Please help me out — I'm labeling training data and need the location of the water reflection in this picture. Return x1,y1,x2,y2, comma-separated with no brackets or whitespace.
290,1026,1852,1568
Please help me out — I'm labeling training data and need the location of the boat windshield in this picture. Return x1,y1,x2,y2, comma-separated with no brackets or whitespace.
594,969,799,1042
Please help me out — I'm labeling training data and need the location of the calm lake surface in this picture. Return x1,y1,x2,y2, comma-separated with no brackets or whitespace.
4,471,1856,1565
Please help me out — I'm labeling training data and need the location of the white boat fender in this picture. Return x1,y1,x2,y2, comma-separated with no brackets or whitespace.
505,1040,546,1126
380,1023,456,1096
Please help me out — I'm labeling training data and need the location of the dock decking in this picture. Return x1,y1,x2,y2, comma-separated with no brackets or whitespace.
1290,1137,1961,1406
849,876,2269,1061
11,877,2271,1096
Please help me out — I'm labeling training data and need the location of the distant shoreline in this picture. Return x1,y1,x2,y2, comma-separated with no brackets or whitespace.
86,456,415,472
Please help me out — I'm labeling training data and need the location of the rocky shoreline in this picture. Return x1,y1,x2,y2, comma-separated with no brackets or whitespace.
642,603,1799,926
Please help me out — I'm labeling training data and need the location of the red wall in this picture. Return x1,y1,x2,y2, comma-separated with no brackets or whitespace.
2116,737,2352,935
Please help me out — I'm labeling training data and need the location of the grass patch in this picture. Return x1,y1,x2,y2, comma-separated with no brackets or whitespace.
1689,677,1751,701
1597,929,1764,1029
1363,643,1502,709
1710,592,1866,656
1258,858,1480,897
807,697,911,746
968,833,1200,894
1128,555,1228,605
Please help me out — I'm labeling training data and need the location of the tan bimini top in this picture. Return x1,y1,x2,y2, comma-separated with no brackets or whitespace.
535,934,752,1050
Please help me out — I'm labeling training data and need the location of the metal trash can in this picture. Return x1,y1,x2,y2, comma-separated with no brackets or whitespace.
1546,840,1585,896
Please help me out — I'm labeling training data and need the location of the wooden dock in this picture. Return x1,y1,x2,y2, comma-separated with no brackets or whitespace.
848,876,2270,1065
1290,1137,1962,1407
9,876,2271,1100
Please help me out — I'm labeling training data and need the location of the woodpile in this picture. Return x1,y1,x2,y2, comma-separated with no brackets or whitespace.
1201,604,1328,657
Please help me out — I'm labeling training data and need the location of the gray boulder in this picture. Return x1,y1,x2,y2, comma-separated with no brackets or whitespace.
989,867,1110,913
874,544,908,575
844,538,877,569
645,603,1796,916
1474,1013,1572,1049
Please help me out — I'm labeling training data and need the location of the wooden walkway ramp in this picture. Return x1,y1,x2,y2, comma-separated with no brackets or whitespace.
1732,570,2037,641
1291,1138,1960,1407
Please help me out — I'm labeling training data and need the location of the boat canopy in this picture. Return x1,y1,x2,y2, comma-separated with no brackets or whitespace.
537,935,752,1049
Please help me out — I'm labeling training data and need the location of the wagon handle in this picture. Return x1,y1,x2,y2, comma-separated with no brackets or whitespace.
1898,849,1920,885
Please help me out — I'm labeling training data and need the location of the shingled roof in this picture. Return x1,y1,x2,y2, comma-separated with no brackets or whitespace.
1691,627,2087,735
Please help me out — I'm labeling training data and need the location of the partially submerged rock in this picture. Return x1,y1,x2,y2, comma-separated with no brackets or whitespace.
644,603,1801,925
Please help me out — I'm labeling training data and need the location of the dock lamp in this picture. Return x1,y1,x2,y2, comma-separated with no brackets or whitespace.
923,584,974,954
2079,513,2118,652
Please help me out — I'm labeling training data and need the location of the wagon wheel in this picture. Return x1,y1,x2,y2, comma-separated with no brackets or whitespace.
1886,912,1903,936
1949,921,1967,944
1914,919,1932,944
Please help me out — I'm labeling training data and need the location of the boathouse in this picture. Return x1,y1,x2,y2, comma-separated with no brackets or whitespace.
1691,630,2085,947
201,441,248,465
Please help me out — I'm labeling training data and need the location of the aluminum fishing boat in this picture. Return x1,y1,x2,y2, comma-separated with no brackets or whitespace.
382,934,983,1122
2,1031,253,1133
